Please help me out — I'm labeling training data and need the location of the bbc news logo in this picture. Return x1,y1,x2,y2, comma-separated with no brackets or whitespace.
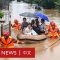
0,48,35,58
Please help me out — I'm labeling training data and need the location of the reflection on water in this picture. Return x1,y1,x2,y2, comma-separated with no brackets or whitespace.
13,9,60,60
0,9,60,60
19,9,60,60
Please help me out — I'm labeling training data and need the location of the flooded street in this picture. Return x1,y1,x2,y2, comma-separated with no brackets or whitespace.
0,38,60,60
11,9,60,60
1,2,60,60
45,9,60,28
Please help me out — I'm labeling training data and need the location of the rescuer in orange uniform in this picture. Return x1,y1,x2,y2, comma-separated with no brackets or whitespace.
0,32,15,48
12,19,21,31
48,21,60,39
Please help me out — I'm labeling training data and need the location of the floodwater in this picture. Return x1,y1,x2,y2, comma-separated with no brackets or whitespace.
0,9,60,60
44,9,60,28
0,1,60,60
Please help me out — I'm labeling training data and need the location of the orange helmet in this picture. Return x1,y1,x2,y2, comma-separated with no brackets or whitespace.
14,19,18,23
3,32,10,36
50,21,55,26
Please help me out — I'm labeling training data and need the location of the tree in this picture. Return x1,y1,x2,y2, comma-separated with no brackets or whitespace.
24,0,56,9
0,10,4,18
54,0,60,12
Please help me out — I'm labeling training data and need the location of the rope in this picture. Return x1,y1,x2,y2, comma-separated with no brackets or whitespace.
45,38,60,50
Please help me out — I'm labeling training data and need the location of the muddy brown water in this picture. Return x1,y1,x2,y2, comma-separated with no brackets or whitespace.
0,9,60,60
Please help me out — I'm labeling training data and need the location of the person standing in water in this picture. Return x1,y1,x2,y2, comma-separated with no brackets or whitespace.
12,19,21,31
0,32,15,48
48,21,60,38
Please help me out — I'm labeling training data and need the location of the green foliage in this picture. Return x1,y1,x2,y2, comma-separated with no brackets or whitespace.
0,0,59,9
24,0,56,9
42,0,55,9
0,10,4,18
11,0,60,9
55,0,60,12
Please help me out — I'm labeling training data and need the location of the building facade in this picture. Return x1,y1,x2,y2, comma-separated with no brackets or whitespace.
0,0,13,10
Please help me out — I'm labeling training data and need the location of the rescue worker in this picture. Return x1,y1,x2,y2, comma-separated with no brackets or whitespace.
59,32,60,36
12,19,21,31
48,21,59,39
0,32,15,48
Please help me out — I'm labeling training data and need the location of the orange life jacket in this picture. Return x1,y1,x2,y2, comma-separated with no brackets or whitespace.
1,36,14,47
58,32,60,36
13,23,21,30
48,25,59,37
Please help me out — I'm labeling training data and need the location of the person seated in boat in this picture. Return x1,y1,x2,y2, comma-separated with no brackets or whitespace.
48,21,60,38
0,32,16,48
12,19,21,31
31,19,41,35
39,19,47,34
35,18,41,34
31,19,35,27
22,18,28,31
23,23,37,35
31,20,37,32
